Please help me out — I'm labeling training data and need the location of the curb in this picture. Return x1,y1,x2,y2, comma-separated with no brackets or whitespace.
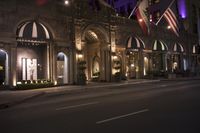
0,92,45,110
161,77,200,81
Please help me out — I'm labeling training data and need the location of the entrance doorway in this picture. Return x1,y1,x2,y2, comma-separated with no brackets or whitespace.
0,49,8,85
82,26,110,82
57,52,68,84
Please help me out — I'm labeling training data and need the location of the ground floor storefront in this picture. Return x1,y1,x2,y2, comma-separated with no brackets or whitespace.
0,19,200,89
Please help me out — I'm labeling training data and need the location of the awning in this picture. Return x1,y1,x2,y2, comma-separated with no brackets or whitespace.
153,40,168,51
192,45,200,54
127,36,145,50
17,20,51,41
173,43,184,53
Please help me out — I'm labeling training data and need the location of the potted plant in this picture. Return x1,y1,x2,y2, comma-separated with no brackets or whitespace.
113,59,121,82
77,60,87,85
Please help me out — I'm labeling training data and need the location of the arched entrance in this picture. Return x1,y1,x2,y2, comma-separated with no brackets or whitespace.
16,20,52,83
126,36,145,79
82,26,110,82
0,49,8,85
152,40,168,76
57,52,69,84
172,43,185,73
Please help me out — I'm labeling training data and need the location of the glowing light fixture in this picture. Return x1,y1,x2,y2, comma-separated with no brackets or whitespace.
139,19,143,22
167,25,171,29
54,81,57,85
113,56,118,60
178,0,187,19
78,54,83,59
64,0,69,5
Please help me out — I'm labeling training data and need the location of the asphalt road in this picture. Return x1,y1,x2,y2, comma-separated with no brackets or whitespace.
0,80,200,133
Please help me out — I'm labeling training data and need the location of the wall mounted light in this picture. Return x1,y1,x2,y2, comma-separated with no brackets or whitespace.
113,55,118,60
78,54,83,59
64,0,69,5
167,25,171,29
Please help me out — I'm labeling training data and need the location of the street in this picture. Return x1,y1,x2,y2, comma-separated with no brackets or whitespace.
0,80,200,133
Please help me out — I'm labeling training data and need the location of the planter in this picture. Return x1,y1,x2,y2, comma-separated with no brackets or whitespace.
77,73,86,85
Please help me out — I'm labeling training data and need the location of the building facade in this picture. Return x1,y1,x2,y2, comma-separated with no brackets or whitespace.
0,0,199,88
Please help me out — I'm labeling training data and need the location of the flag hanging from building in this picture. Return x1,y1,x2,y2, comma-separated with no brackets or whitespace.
163,8,179,36
136,0,149,34
149,0,179,36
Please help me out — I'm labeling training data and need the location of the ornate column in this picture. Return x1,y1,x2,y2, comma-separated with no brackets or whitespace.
74,20,83,84
10,44,17,87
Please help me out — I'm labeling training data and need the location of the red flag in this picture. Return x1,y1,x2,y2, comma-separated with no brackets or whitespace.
136,0,149,34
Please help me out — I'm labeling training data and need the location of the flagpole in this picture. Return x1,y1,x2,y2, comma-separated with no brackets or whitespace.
155,0,176,25
128,0,141,19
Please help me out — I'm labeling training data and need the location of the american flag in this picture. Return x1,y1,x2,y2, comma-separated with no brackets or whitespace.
163,8,179,36
136,0,149,35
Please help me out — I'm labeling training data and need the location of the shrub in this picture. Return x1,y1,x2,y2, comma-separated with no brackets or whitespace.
16,82,54,90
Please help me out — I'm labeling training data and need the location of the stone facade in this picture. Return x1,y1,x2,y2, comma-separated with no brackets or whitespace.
0,0,199,88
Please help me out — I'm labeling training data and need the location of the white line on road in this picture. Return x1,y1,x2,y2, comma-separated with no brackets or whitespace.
96,109,149,124
56,102,99,111
160,84,168,87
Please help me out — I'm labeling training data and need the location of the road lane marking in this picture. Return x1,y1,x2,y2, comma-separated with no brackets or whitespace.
56,102,99,111
96,109,149,124
160,84,168,87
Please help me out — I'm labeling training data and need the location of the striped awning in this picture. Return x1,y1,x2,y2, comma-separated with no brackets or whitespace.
192,45,199,54
17,21,51,42
173,43,184,53
153,40,168,51
127,36,145,50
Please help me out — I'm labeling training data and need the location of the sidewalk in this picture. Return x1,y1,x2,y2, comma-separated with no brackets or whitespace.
0,79,159,110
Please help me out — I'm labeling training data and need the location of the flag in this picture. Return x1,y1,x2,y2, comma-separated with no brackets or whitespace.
149,0,179,36
136,0,149,34
149,0,174,24
163,8,179,36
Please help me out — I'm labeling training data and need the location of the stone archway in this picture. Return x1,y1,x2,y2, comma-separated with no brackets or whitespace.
0,49,8,85
82,25,110,82
57,52,69,84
